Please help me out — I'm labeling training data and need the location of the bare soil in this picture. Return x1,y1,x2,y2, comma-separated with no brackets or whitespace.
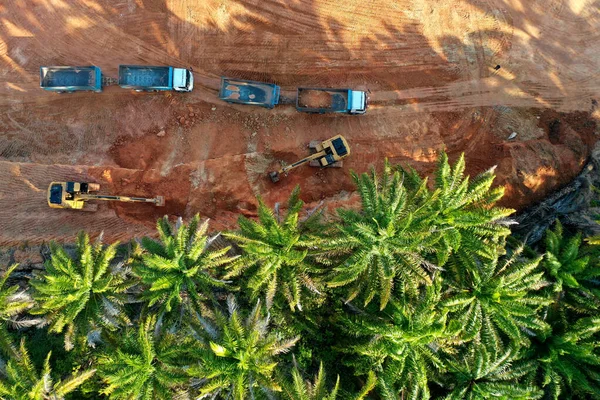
0,0,599,244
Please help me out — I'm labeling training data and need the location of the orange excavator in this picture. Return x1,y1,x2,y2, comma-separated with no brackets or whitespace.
269,135,350,182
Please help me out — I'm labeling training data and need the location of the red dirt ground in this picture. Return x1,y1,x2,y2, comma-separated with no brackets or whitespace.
0,0,599,244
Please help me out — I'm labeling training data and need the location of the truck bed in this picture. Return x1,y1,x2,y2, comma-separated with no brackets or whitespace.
296,88,349,112
118,65,172,89
219,78,280,108
40,66,99,90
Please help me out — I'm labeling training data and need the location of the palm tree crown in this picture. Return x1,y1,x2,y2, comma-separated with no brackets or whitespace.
0,263,35,325
529,315,600,399
282,363,340,400
340,283,450,400
30,232,131,350
397,152,514,265
442,246,550,346
133,215,236,324
225,186,322,311
542,220,600,313
440,344,541,400
97,316,191,399
328,161,441,310
281,363,376,400
189,295,299,399
0,338,95,400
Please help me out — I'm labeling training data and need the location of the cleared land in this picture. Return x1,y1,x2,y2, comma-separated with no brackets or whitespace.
0,0,599,245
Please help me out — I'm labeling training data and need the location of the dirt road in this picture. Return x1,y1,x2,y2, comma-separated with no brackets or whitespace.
0,0,599,245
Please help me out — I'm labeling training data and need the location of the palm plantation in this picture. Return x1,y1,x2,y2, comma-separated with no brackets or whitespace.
2,152,600,399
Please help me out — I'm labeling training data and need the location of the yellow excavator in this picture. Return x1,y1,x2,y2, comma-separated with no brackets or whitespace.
47,181,165,211
269,135,350,182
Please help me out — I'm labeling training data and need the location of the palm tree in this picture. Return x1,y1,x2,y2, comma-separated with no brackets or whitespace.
439,344,542,399
0,337,95,400
188,295,299,399
441,246,550,347
396,152,514,265
30,232,132,350
542,220,600,313
528,316,600,399
327,161,442,310
0,263,35,325
339,283,451,399
224,186,322,311
281,363,376,400
282,363,340,400
0,263,38,353
133,215,236,326
97,316,191,399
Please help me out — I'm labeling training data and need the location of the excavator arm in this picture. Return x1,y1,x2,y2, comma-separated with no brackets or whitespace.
269,151,326,182
77,194,165,206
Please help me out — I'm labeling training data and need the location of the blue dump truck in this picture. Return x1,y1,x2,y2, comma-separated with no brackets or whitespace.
118,65,194,92
296,87,368,115
218,77,280,108
40,66,103,93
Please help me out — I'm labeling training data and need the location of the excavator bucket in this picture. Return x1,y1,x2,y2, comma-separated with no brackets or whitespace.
269,171,280,183
155,196,165,207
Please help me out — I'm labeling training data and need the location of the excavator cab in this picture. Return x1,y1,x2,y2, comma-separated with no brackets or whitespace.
48,182,98,210
47,181,164,211
269,135,350,182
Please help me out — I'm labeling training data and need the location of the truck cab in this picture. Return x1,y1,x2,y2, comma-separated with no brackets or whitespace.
349,90,367,114
173,68,194,92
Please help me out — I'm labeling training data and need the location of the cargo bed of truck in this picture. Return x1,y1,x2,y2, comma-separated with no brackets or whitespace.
219,78,280,108
40,66,101,92
118,65,172,90
296,88,349,113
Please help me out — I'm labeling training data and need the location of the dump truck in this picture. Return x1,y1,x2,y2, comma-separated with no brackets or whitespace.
296,88,367,114
219,77,280,108
118,65,194,92
47,182,164,211
269,135,350,182
40,66,103,93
